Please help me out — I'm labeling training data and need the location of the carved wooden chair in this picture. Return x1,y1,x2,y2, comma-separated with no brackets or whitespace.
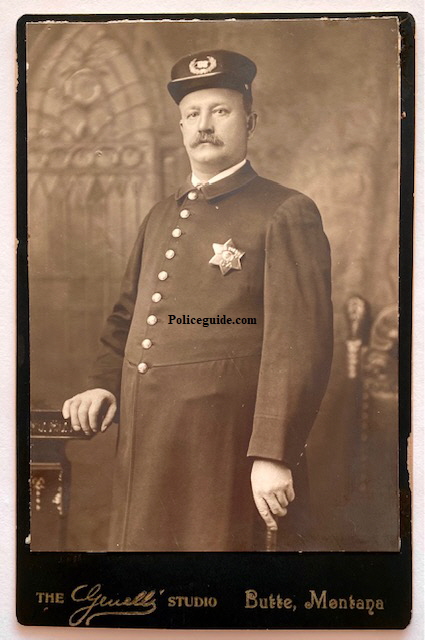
344,295,399,550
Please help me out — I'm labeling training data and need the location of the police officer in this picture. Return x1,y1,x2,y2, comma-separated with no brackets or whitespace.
62,50,333,551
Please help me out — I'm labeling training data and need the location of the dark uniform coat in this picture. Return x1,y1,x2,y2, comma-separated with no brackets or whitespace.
89,161,333,552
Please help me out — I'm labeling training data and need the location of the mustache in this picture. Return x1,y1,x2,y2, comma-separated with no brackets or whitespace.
190,133,224,148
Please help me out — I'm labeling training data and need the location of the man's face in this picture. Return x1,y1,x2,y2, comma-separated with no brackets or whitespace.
179,88,256,178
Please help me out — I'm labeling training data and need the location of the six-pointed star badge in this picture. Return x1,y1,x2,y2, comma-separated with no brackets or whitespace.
209,238,245,275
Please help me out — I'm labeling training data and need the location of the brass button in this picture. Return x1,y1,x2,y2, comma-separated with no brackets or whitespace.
147,315,157,326
137,362,148,374
180,209,190,219
172,228,182,238
165,249,175,259
142,338,152,349
151,292,162,303
188,190,198,200
158,271,168,281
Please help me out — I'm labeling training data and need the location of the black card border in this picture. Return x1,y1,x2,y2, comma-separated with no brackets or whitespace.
16,11,415,630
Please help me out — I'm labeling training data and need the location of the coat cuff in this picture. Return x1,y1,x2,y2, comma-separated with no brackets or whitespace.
87,372,121,404
247,415,288,463
247,415,308,469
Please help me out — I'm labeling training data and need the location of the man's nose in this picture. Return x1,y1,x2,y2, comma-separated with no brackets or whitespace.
198,111,214,132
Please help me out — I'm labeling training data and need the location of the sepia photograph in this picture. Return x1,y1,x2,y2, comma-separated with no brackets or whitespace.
25,15,404,557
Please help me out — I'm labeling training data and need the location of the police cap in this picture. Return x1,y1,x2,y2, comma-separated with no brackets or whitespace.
167,49,257,104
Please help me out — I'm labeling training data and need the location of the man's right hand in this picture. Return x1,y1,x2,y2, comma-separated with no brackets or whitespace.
62,389,117,436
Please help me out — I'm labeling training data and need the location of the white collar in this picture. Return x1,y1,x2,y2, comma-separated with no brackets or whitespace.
191,159,247,187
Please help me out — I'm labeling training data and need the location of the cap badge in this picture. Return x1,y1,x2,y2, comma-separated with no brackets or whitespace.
189,56,217,76
209,239,245,276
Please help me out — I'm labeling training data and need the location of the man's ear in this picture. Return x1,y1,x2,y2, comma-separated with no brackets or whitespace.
179,119,185,141
246,112,257,138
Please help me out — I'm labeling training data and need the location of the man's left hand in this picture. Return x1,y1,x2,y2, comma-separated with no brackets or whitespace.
251,459,295,530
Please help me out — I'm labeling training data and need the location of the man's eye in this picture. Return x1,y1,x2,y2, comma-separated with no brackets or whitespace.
214,108,228,115
186,112,198,119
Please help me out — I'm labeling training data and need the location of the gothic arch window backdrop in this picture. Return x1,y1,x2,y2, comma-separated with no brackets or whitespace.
28,23,187,408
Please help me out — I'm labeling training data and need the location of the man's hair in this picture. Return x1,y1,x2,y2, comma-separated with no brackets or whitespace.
242,91,253,115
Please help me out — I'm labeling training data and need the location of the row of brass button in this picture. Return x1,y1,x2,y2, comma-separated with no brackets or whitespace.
137,191,199,374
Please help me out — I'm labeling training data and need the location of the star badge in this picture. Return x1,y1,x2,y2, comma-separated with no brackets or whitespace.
209,238,245,275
